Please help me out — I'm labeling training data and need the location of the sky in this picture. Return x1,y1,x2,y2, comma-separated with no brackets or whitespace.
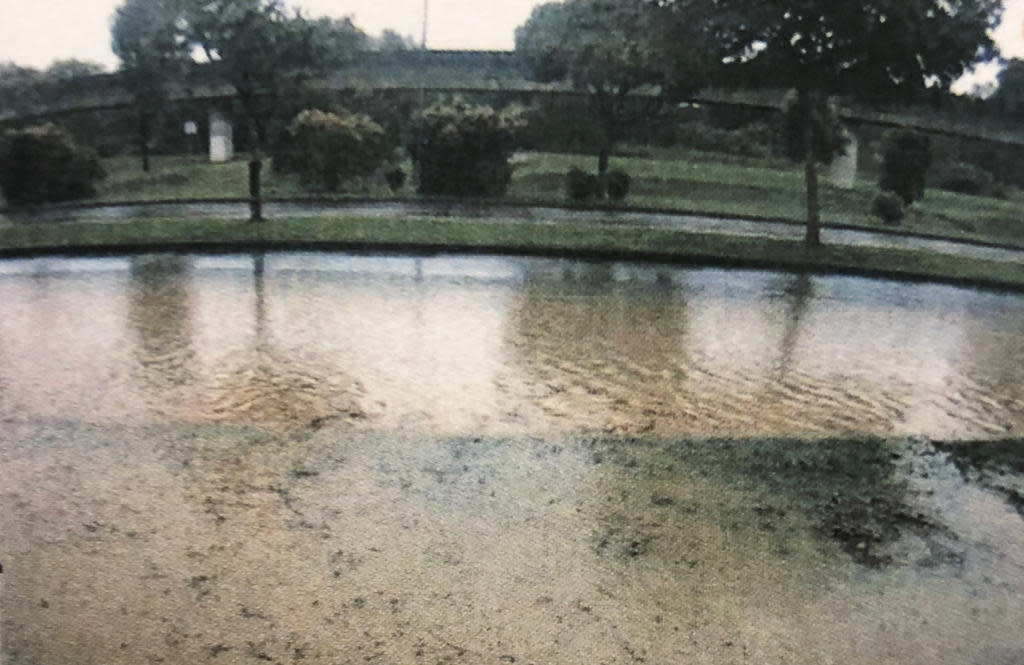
0,0,1022,88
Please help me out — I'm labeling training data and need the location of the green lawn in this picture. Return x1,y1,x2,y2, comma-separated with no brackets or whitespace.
92,149,1024,249
509,150,1024,248
2,214,1022,291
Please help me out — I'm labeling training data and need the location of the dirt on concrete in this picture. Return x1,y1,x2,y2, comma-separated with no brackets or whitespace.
3,417,1024,665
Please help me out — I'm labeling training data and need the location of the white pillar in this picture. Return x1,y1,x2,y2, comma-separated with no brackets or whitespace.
826,128,858,190
209,110,233,163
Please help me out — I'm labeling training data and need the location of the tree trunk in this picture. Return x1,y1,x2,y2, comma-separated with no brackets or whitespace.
800,91,821,248
248,158,263,222
597,144,610,200
139,111,151,173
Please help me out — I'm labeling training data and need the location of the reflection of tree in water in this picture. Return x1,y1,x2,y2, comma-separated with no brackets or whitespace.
505,260,690,433
205,252,365,430
128,254,197,402
772,272,813,381
944,298,1024,437
756,272,900,435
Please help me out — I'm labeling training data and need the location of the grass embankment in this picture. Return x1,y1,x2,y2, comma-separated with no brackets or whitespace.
510,150,1024,249
95,150,1024,249
3,214,1023,290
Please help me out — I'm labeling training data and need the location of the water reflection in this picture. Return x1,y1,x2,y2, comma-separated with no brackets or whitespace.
128,255,197,400
198,252,366,429
506,260,691,434
0,253,1022,438
773,272,813,379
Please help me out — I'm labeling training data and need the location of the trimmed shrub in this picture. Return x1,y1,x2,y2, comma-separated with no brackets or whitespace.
411,100,527,197
879,130,932,204
933,161,995,197
280,109,389,191
606,169,630,201
0,123,104,205
872,190,905,225
566,167,597,202
385,167,406,193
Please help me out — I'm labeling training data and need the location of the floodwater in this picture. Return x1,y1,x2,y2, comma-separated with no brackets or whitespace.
2,252,1024,664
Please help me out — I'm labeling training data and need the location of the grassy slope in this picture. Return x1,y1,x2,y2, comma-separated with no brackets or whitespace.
2,215,1022,290
94,150,1024,249
509,151,1024,248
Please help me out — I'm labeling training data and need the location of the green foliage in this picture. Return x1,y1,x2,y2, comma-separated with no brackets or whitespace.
515,0,715,177
872,190,905,225
384,167,406,193
993,58,1024,117
709,0,1002,100
566,167,598,202
280,109,389,191
112,0,191,103
0,124,104,205
111,0,370,153
703,0,1001,240
370,29,418,53
933,161,996,197
672,121,777,159
606,169,630,201
45,60,107,81
780,92,848,165
879,131,932,205
185,1,368,147
412,100,527,197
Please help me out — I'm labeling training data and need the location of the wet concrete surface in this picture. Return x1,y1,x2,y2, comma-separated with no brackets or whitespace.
2,252,1024,663
4,423,1024,665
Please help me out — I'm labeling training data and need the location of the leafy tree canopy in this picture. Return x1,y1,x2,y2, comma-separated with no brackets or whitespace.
516,0,715,98
44,60,107,81
516,0,718,191
993,58,1024,114
702,0,1002,100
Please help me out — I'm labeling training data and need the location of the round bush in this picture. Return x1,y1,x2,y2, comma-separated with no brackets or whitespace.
411,101,527,197
385,167,406,193
566,167,597,202
872,190,905,225
606,169,630,201
0,123,104,205
879,130,932,204
282,109,389,191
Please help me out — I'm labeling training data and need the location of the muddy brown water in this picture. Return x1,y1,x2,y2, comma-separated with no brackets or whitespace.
2,252,1024,664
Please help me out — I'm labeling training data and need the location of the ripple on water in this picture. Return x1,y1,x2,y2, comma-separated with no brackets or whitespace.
0,252,1020,438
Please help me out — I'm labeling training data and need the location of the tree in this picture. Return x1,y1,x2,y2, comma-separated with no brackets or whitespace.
515,0,716,197
0,63,44,116
112,0,191,172
179,0,367,218
44,59,107,82
371,29,418,53
696,0,1002,246
992,58,1024,117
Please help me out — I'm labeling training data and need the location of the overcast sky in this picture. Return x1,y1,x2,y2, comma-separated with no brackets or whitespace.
0,0,1022,84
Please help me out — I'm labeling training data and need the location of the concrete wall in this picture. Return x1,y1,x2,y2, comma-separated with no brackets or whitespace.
209,110,233,163
826,128,859,189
